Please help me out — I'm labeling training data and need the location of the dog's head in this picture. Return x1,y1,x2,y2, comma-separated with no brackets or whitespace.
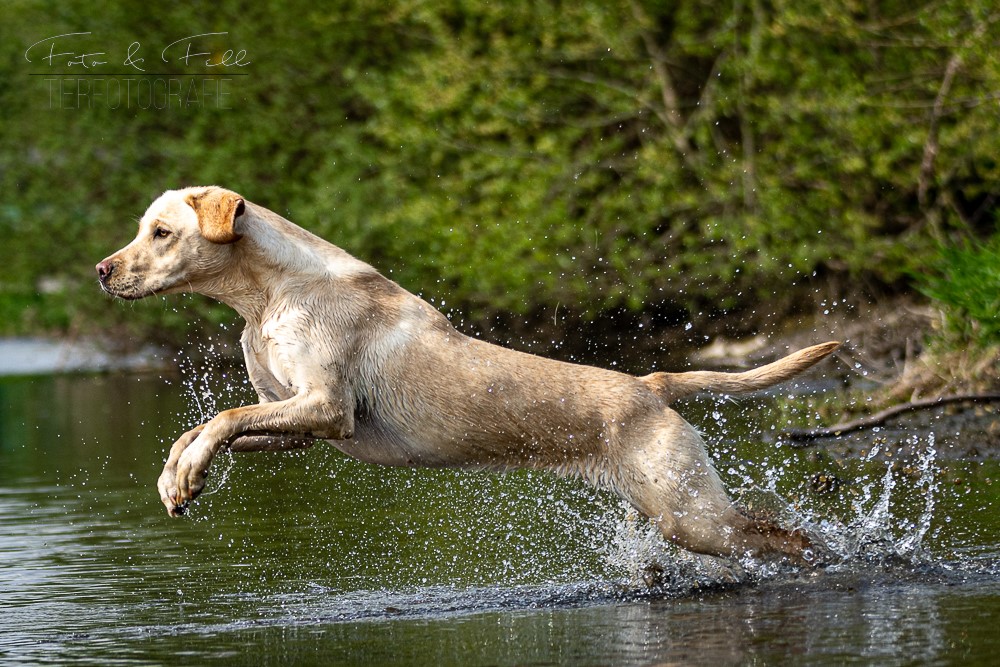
96,186,245,300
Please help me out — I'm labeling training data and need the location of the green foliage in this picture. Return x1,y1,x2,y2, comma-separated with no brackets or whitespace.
1,0,999,345
916,233,1000,347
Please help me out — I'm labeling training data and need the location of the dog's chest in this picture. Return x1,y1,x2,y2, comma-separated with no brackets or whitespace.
242,329,296,401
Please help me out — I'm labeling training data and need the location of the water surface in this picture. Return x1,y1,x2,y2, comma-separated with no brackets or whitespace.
1,371,999,665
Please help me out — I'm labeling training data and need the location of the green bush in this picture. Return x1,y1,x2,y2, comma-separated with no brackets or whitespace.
2,1,999,347
917,234,1000,347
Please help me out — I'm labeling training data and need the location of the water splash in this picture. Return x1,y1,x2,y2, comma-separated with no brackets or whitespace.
599,504,670,586
169,337,251,502
819,434,940,565
591,429,947,590
174,337,248,424
894,437,939,559
597,502,746,592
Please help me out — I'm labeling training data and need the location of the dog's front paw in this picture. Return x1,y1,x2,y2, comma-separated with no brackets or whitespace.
172,440,215,508
157,465,188,516
157,425,209,516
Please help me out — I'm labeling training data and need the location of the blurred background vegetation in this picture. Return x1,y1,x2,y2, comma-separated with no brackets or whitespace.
1,0,997,359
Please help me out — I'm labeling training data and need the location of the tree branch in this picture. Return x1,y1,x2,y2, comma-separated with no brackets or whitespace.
628,0,697,169
783,393,1000,445
917,51,963,209
917,17,990,208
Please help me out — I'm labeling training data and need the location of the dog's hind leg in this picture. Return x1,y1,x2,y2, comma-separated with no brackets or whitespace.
613,411,813,565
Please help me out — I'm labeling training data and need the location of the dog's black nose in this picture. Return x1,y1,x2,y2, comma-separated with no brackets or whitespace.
96,259,113,283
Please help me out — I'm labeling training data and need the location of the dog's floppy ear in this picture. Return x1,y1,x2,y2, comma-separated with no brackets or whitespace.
185,187,245,244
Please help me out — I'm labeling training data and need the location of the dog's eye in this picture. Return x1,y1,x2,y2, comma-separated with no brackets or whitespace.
153,228,172,240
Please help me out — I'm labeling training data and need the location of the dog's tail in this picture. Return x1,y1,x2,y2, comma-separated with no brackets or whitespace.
641,341,840,403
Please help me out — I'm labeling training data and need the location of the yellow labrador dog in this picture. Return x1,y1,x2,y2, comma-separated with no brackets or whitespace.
97,186,838,564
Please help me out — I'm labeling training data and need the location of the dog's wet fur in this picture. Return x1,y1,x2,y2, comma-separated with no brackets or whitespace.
97,186,839,565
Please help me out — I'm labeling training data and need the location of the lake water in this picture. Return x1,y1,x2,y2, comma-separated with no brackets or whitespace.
1,367,999,665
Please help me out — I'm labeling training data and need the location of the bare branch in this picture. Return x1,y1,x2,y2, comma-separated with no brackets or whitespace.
917,51,963,208
546,68,671,128
784,393,1000,444
628,0,696,167
917,17,990,208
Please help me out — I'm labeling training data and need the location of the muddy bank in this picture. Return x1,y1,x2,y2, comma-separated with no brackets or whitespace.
686,296,1000,461
782,401,1000,462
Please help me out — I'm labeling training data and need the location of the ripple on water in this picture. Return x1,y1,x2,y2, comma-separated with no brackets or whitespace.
3,371,1000,665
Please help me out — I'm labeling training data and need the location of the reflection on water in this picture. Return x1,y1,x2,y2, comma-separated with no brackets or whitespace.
1,372,999,665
